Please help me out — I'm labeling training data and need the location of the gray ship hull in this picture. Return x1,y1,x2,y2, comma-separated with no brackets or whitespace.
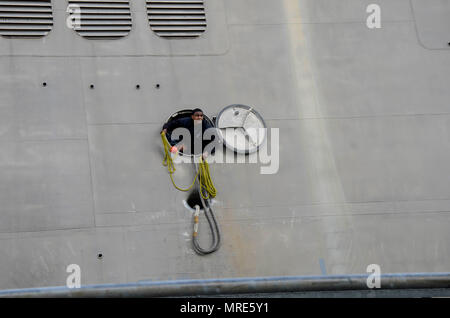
0,0,449,295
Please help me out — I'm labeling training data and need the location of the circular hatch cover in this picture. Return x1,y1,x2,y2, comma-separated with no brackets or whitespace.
215,104,267,154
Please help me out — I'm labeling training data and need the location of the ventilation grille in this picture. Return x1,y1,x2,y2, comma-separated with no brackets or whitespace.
0,0,53,38
147,0,206,38
68,0,132,39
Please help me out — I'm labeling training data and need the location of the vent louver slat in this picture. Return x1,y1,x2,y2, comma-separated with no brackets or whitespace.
0,0,53,38
68,0,132,39
147,0,206,39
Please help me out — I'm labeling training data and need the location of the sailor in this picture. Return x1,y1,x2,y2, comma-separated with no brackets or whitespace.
161,108,215,158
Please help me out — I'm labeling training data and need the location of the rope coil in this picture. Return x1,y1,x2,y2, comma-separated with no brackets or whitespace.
161,131,216,199
161,131,220,255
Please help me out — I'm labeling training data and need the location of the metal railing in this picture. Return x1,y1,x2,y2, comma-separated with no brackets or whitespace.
1,273,450,298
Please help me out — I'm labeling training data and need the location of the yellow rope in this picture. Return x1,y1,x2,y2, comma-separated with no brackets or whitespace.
161,131,217,198
198,157,217,199
161,132,198,192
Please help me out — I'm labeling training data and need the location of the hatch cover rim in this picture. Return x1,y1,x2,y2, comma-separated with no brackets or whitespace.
215,104,267,155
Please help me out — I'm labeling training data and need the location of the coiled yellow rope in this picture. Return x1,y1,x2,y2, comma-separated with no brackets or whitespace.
161,131,217,199
198,156,217,199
